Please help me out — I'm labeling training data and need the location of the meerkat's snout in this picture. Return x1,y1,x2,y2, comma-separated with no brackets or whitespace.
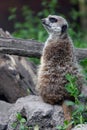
41,18,51,28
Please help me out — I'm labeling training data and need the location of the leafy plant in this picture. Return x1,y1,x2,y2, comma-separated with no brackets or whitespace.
12,112,39,130
65,74,79,103
57,74,87,130
56,120,74,130
65,74,86,125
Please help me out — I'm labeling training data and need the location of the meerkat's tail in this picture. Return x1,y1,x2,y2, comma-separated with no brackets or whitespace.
62,101,72,130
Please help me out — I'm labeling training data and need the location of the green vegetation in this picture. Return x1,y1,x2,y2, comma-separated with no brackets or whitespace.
56,120,74,130
65,74,87,125
57,74,87,130
8,0,86,45
12,112,39,130
8,0,58,42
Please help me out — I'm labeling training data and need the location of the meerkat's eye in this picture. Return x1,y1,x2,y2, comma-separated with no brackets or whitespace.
49,17,57,23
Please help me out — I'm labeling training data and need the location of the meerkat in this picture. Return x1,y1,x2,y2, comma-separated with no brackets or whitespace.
36,15,84,130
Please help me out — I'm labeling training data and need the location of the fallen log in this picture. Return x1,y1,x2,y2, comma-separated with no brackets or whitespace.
0,37,86,61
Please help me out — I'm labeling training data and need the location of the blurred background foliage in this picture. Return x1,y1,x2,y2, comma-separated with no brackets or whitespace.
8,0,87,45
8,0,87,67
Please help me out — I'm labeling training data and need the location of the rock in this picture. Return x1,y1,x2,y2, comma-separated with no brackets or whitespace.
72,124,87,130
7,95,64,130
16,56,37,95
0,100,13,130
0,54,37,103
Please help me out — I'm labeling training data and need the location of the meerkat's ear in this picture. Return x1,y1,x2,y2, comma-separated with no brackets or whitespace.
61,24,68,33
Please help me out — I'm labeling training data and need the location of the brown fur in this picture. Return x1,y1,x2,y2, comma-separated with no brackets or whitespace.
36,15,83,105
62,101,72,130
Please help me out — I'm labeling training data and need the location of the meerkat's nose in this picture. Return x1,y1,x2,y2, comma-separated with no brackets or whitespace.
41,19,45,24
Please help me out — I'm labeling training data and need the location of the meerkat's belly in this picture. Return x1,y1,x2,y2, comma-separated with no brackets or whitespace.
37,62,83,104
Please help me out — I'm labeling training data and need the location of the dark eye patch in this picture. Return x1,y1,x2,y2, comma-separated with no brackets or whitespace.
61,24,67,33
49,17,57,23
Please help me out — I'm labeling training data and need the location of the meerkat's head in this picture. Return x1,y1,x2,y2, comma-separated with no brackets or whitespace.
41,15,68,36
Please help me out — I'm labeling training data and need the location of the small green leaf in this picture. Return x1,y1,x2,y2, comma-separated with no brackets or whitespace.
78,104,84,112
65,121,74,129
8,15,16,20
20,118,26,123
11,122,17,128
16,113,22,121
64,120,69,125
20,124,25,130
34,125,39,130
56,125,63,130
65,101,75,106
65,74,72,81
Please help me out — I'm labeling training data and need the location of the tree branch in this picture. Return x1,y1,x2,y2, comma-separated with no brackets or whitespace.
75,48,87,61
0,37,87,61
